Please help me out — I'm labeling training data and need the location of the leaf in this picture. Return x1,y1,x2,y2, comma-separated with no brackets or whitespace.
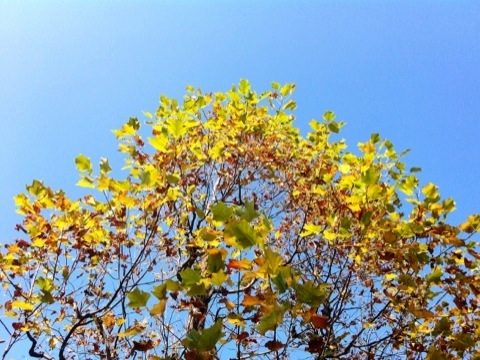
117,323,145,337
239,79,251,95
242,294,263,307
152,283,167,300
362,167,379,185
225,220,259,249
211,202,233,222
184,320,223,352
179,268,201,286
257,305,286,335
295,281,328,307
263,248,283,275
11,300,34,311
127,287,151,308
207,250,224,273
300,223,322,237
26,180,46,196
323,111,335,122
311,314,329,329
99,158,112,174
271,269,289,294
132,340,154,352
76,176,95,188
265,340,284,351
75,154,92,174
148,134,169,152
227,259,252,271
167,119,187,139
426,267,443,284
150,300,166,316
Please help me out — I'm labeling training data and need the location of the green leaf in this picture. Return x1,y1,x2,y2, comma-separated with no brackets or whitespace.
327,122,340,133
263,248,283,276
207,251,224,274
271,267,292,294
225,219,259,249
26,180,46,196
36,276,54,292
198,320,223,351
211,202,233,222
426,267,443,284
410,167,422,173
186,282,208,296
295,281,328,307
139,170,151,185
236,200,258,222
323,111,335,122
239,79,251,95
152,283,167,300
398,175,418,196
75,154,93,174
422,182,440,202
432,317,451,336
179,268,201,286
210,270,228,287
184,320,223,352
166,279,182,291
370,133,381,144
257,304,286,335
127,117,140,130
361,211,372,226
362,167,380,185
127,287,151,308
271,81,280,91
99,158,112,174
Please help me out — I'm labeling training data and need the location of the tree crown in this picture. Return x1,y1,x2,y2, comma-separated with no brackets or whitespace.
1,80,480,360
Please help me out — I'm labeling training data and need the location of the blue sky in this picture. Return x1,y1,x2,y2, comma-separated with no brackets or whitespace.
0,0,479,357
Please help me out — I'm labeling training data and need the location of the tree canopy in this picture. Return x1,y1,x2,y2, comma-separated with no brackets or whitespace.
1,80,479,360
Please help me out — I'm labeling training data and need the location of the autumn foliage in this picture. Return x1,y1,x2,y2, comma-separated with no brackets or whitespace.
1,81,480,359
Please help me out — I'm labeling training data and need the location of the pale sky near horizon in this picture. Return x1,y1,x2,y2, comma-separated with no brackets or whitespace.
0,1,479,358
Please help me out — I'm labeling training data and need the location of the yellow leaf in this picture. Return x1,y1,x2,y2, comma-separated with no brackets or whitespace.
11,300,34,311
150,300,166,316
148,134,169,152
227,314,245,327
117,324,145,337
76,177,95,188
323,230,336,242
385,273,397,280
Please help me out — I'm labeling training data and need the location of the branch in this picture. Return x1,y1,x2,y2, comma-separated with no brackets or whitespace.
26,332,53,360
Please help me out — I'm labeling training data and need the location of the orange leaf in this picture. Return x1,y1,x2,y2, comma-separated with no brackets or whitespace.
242,294,262,307
227,259,252,270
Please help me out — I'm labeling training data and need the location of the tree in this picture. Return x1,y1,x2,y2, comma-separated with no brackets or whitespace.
1,80,479,360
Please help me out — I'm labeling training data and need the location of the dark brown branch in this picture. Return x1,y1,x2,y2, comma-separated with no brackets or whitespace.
26,332,53,360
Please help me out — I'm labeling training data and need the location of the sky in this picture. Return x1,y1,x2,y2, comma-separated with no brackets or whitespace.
0,0,479,358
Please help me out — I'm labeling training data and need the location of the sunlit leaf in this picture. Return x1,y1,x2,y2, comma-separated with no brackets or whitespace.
127,288,151,308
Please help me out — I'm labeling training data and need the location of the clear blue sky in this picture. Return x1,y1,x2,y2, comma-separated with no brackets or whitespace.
0,0,479,357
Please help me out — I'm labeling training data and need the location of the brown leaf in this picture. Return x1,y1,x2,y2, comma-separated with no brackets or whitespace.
132,340,154,352
265,340,284,351
311,314,329,329
236,331,249,342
